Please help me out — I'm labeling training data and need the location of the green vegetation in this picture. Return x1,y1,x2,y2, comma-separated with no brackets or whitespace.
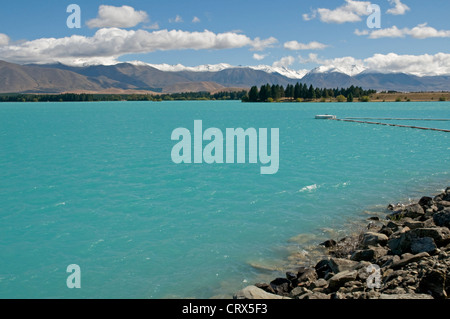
439,96,447,101
0,90,248,103
242,83,376,102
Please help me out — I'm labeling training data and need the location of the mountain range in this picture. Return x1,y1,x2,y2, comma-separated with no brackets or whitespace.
1,59,450,94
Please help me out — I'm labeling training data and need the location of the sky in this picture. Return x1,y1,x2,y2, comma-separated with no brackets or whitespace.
0,0,449,76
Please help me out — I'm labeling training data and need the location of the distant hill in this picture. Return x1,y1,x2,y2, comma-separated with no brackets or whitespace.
1,60,450,94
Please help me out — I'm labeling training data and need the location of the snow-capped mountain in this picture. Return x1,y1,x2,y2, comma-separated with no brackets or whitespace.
247,65,309,79
128,61,233,73
307,64,368,77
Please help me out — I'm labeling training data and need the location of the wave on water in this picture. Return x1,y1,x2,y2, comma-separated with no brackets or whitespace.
298,184,318,193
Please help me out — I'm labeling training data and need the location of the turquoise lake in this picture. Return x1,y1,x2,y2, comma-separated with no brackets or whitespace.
0,101,449,298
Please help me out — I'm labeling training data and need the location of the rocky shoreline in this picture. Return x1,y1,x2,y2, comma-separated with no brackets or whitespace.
234,187,450,300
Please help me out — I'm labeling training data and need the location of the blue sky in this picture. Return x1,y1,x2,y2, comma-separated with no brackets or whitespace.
0,0,449,75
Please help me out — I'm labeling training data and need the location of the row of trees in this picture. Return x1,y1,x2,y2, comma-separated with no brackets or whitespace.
0,90,248,103
243,83,376,102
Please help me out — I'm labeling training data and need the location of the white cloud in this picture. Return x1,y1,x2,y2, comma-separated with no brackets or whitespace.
0,28,278,65
284,41,328,51
304,0,372,24
272,56,296,68
192,16,201,23
386,0,410,15
250,37,278,51
364,52,450,76
86,5,148,29
0,33,10,46
170,15,183,23
143,22,160,30
357,23,450,39
253,53,267,61
354,29,370,36
301,52,450,77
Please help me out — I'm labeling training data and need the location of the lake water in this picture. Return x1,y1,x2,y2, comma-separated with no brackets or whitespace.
0,101,449,298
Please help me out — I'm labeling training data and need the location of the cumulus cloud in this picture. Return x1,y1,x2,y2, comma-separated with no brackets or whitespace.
0,28,278,65
250,37,278,51
192,16,201,23
87,5,148,28
272,56,296,68
386,0,410,15
284,41,328,51
0,33,10,46
169,15,183,23
253,53,267,61
301,52,450,77
304,0,372,24
357,23,450,39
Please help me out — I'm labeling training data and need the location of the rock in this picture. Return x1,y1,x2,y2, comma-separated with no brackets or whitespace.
379,293,433,299
418,196,434,209
234,286,291,299
433,211,450,229
286,272,297,282
329,258,359,273
361,232,389,247
368,216,380,221
328,270,358,292
403,219,425,230
379,225,394,237
351,247,388,262
388,233,412,255
404,204,425,219
410,227,450,246
269,278,291,295
418,269,447,299
391,252,430,269
315,259,333,279
320,239,337,248
298,291,330,299
410,237,437,254
297,268,318,284
290,287,309,298
309,278,328,290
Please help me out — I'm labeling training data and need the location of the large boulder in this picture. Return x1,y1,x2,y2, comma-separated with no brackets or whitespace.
410,237,437,254
433,210,450,229
410,227,450,247
403,204,425,219
418,269,447,299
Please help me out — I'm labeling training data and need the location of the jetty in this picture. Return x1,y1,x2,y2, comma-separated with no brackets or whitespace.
315,115,450,133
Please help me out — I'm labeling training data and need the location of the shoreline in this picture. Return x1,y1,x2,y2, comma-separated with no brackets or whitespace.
235,186,450,299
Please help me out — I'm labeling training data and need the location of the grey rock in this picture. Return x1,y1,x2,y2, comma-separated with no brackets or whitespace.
418,269,447,299
388,232,412,255
403,204,425,219
433,210,450,229
297,292,330,299
362,232,389,247
328,270,358,292
410,227,450,246
391,252,430,269
234,286,291,299
329,258,359,273
410,237,437,254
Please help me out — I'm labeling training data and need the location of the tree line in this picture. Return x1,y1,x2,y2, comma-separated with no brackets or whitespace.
242,83,376,102
0,90,248,103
